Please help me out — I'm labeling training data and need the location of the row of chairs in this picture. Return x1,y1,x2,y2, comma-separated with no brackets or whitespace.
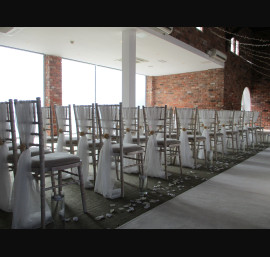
0,98,265,229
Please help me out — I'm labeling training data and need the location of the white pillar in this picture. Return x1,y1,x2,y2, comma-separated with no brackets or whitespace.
122,29,136,108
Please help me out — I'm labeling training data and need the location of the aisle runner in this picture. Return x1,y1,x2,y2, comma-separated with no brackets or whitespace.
119,148,270,229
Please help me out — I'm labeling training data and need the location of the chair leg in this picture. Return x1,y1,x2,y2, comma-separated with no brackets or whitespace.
177,145,182,177
203,142,207,167
120,158,124,198
40,171,46,229
58,170,63,195
50,171,57,196
77,165,87,213
164,148,168,180
92,150,97,185
194,142,197,169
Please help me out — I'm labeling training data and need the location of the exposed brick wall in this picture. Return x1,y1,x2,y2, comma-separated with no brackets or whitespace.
146,68,224,109
251,73,270,129
44,55,62,107
148,27,270,129
44,55,62,135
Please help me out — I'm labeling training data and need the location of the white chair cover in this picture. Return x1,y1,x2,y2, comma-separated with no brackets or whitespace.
217,110,231,154
122,107,137,173
252,111,260,143
198,109,215,159
0,103,12,212
176,108,195,168
244,111,252,145
144,107,165,178
12,102,52,229
75,106,93,188
94,105,121,199
55,106,71,179
233,111,241,150
55,106,67,152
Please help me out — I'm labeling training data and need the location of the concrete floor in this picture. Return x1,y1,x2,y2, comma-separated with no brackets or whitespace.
119,147,270,229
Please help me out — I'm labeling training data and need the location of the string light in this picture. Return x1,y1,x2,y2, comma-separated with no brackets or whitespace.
214,27,270,43
208,27,270,47
207,27,270,78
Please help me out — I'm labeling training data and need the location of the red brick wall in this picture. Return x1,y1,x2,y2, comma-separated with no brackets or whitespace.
251,73,270,129
44,55,62,107
148,27,270,129
146,68,224,109
44,55,62,134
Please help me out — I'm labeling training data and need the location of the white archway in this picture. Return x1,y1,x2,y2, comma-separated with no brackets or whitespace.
241,87,251,111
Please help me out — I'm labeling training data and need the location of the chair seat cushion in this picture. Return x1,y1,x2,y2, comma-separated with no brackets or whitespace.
87,139,102,147
156,138,180,146
65,137,78,145
188,135,206,141
132,135,146,143
209,132,224,137
112,143,143,154
226,130,238,134
31,152,81,169
30,147,52,156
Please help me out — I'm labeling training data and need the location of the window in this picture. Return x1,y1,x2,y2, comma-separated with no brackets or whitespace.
136,74,146,106
62,59,146,107
96,66,122,104
196,27,203,32
230,37,240,56
62,59,95,105
241,87,251,111
0,46,44,104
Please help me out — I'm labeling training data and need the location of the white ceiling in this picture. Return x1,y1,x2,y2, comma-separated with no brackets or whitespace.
0,27,223,76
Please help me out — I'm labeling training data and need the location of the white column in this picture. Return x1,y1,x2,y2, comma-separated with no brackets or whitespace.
122,29,136,108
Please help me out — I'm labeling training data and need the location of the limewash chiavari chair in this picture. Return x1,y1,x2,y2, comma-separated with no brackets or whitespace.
0,100,18,212
175,107,195,169
253,111,264,143
95,103,144,198
122,106,142,174
41,106,55,153
73,104,103,187
216,109,232,156
250,111,260,144
143,105,182,180
226,110,241,152
54,104,78,154
197,109,216,164
12,97,87,229
175,107,207,169
209,110,225,161
132,107,147,147
238,110,252,150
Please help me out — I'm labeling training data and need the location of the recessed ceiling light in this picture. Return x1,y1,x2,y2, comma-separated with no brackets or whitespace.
114,57,149,63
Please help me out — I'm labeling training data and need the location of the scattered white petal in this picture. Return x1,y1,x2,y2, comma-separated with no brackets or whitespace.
106,213,113,218
144,203,150,209
95,215,105,221
127,207,134,212
72,216,79,222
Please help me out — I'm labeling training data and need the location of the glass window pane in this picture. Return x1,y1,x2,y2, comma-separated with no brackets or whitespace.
62,59,95,105
96,66,122,104
0,46,44,104
136,74,146,107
